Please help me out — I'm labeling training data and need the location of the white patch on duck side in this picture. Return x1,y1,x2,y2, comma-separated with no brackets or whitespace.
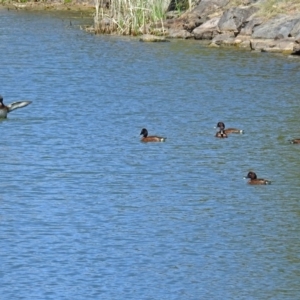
0,109,8,118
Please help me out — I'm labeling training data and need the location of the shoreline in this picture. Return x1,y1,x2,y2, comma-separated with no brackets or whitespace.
1,0,300,56
0,1,94,12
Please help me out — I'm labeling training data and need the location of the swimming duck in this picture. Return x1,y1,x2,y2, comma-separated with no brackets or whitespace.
0,95,32,118
215,128,228,138
289,139,300,144
140,128,166,142
216,122,244,134
244,171,271,185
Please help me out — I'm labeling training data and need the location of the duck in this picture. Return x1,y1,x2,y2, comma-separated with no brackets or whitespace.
244,171,271,185
215,128,228,138
289,139,300,144
0,95,32,118
216,122,244,134
140,128,166,142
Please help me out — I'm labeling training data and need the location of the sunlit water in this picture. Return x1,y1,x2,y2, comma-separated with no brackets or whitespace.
1,8,300,299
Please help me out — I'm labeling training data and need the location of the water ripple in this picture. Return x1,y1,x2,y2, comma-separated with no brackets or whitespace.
1,9,300,300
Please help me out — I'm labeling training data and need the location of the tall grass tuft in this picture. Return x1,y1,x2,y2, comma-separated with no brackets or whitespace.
94,0,170,35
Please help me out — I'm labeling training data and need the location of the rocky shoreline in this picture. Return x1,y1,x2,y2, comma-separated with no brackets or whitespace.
163,0,300,55
1,0,300,55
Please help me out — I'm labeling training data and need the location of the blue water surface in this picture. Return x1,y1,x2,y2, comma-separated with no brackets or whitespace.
1,8,300,300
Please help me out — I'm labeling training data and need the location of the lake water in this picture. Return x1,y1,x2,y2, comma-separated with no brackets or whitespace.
1,8,300,299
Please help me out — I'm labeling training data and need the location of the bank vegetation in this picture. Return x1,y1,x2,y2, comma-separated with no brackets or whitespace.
93,0,173,35
91,0,300,35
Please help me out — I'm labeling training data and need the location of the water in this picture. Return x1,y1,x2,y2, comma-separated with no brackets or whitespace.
1,8,300,299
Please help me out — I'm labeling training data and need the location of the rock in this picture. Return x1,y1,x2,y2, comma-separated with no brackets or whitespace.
13,3,27,8
191,0,230,18
242,0,260,4
239,39,251,49
167,29,193,39
252,14,300,39
274,34,285,40
290,18,300,37
218,6,258,33
209,42,220,47
182,14,205,32
212,34,251,48
192,17,220,40
139,34,169,42
211,32,235,45
292,43,300,55
250,38,295,54
250,39,270,51
232,35,252,49
164,13,203,34
240,16,264,35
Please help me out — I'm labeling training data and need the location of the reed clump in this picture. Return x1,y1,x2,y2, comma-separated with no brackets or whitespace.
94,0,170,35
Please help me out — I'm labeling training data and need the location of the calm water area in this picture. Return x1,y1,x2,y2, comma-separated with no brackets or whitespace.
1,8,300,299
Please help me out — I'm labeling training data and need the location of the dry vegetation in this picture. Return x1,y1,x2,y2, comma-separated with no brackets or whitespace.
93,0,300,35
225,0,300,16
94,0,170,35
257,0,300,17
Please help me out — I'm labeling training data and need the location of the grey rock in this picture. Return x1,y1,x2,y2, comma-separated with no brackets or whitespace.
239,39,251,49
209,42,220,48
242,0,260,4
182,14,205,31
193,17,220,40
240,17,264,35
292,43,300,55
218,6,259,33
211,33,251,47
252,14,300,39
250,38,295,53
139,34,169,42
274,34,285,40
192,0,230,18
164,12,203,34
290,18,300,37
167,29,194,39
211,32,235,45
